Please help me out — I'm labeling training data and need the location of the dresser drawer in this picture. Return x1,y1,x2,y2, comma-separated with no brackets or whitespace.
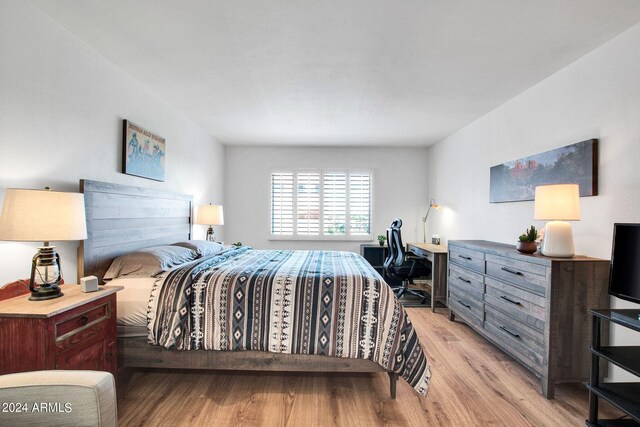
484,277,546,333
485,254,547,296
449,288,484,327
448,281,484,303
449,263,484,293
449,246,485,273
485,303,544,350
55,301,111,341
485,307,544,374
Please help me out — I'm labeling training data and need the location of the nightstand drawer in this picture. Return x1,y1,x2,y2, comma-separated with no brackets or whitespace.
56,330,112,370
56,302,111,341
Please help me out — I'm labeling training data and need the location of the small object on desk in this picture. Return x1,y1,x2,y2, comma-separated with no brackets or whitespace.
80,275,99,293
431,234,440,245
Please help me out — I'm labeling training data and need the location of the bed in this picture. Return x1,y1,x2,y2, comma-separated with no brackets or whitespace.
78,180,431,398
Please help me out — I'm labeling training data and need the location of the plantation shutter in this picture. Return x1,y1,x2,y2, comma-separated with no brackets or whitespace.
271,172,294,235
349,172,371,236
323,172,347,235
271,169,371,238
296,172,321,235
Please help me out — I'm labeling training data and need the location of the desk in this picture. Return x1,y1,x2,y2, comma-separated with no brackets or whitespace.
406,243,448,312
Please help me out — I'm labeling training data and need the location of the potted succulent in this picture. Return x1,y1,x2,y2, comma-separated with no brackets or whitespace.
516,225,538,254
377,234,387,247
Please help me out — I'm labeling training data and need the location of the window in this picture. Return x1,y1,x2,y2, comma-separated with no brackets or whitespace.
271,170,372,240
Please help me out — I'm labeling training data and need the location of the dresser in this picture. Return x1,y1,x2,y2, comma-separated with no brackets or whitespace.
0,284,121,378
447,240,610,399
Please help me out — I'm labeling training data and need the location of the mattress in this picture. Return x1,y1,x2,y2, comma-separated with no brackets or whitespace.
109,277,156,338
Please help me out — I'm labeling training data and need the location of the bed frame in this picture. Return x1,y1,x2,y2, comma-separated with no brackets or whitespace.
78,180,397,398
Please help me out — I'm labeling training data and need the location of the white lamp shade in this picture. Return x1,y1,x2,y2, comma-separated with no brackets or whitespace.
534,184,581,221
0,188,87,242
196,204,224,226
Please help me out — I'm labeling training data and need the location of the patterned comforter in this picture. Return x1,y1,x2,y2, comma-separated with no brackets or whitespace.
147,248,431,395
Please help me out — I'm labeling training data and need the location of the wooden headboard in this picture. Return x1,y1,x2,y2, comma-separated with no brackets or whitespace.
78,179,193,283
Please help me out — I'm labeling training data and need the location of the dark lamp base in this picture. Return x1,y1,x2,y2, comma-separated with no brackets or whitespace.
29,287,64,301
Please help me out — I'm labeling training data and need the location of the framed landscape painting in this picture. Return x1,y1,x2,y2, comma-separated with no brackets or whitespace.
489,139,598,203
122,120,166,181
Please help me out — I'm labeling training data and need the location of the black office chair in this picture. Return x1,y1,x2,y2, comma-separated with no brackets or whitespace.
383,218,431,303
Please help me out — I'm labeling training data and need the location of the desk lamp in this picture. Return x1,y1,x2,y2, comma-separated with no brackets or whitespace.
196,204,224,242
421,199,440,243
0,188,87,300
534,184,580,257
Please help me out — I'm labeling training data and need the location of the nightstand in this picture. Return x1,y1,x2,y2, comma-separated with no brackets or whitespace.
0,284,122,377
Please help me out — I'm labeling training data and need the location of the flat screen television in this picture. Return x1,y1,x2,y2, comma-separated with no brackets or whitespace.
609,223,640,304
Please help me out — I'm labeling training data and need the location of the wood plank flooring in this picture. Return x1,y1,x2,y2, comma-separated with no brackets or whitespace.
117,308,622,426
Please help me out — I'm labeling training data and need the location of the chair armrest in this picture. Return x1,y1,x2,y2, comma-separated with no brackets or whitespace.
408,257,418,277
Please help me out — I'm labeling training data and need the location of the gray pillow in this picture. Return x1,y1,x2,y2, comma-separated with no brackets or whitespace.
104,245,197,280
172,240,224,257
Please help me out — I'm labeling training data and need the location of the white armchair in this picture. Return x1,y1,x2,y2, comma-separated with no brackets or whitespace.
0,370,116,427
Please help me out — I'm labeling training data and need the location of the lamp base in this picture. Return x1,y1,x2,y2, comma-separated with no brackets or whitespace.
29,286,63,301
29,245,64,301
541,221,575,258
206,226,216,242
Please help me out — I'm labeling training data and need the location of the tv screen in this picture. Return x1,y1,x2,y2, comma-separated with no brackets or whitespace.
609,223,640,304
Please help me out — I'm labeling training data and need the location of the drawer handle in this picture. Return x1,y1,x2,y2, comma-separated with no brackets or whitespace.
457,276,471,284
500,295,522,306
500,267,523,276
81,316,89,326
458,255,472,261
500,325,521,338
457,299,471,309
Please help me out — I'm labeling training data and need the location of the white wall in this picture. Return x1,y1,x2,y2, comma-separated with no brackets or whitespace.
225,146,429,253
427,22,640,379
0,1,225,285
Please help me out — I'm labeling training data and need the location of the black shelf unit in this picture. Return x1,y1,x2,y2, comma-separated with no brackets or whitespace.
587,309,640,426
359,244,401,287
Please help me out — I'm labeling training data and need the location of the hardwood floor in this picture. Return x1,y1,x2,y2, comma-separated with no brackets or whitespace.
117,308,621,426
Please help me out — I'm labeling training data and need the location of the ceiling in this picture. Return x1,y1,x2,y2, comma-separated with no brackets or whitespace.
29,1,640,147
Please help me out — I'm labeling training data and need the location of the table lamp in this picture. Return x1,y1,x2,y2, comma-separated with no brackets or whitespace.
0,188,87,300
534,184,580,257
421,199,440,243
196,204,224,242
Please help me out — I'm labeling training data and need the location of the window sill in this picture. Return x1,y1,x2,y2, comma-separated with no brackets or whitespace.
269,235,373,242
